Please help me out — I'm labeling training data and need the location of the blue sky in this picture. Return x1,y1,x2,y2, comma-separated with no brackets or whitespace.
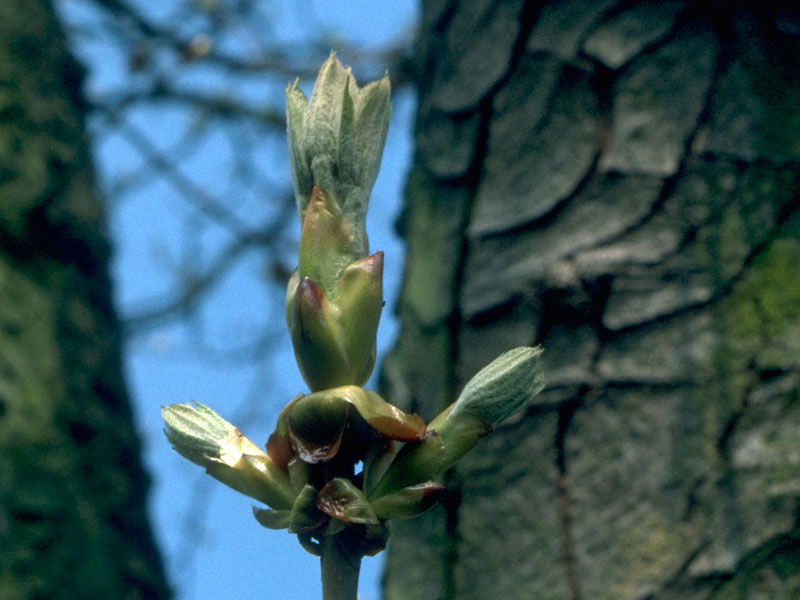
61,0,419,598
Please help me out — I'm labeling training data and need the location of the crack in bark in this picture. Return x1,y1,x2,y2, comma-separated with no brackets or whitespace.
434,1,552,596
555,397,582,600
441,478,462,600
437,80,512,600
544,258,617,599
636,540,710,600
716,361,759,461
599,205,800,340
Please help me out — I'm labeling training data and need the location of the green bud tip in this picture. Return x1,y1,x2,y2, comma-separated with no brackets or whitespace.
287,256,384,391
162,402,296,509
298,186,361,292
368,347,544,499
450,346,544,427
285,52,391,235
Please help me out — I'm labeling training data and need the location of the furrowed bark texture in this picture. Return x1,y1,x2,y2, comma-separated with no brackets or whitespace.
0,1,171,597
382,2,800,599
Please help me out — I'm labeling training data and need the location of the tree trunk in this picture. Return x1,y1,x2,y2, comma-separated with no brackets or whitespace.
0,1,170,597
382,1,800,599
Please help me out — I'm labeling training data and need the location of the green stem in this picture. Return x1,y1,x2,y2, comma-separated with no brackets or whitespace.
320,531,362,600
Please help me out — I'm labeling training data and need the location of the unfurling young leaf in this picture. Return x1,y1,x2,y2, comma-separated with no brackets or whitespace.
162,403,296,510
286,52,390,240
369,347,544,499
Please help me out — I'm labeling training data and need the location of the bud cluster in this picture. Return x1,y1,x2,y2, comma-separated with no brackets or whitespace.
286,186,384,391
162,54,544,570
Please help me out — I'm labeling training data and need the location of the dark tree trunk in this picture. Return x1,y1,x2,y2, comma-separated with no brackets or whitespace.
382,1,800,599
0,0,170,597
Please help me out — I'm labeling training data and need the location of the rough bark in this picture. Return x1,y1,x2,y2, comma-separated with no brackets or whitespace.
382,2,800,599
0,1,171,597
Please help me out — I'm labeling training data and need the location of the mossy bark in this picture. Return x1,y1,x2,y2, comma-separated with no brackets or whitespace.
0,1,170,598
382,2,800,599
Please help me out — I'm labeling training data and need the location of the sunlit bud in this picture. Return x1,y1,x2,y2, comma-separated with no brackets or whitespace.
286,52,391,242
273,386,426,465
162,403,297,510
298,186,361,294
335,252,383,380
369,347,544,499
286,390,350,463
286,251,384,391
317,478,379,525
287,276,360,391
284,54,389,392
371,482,446,520
448,346,544,426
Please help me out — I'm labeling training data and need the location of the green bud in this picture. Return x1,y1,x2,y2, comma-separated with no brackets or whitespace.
286,389,350,463
317,478,379,525
371,482,446,520
288,276,353,391
286,52,391,248
252,507,292,530
286,251,384,391
162,403,296,510
335,252,383,378
369,347,544,499
336,385,425,441
362,439,397,497
360,523,390,557
368,408,490,500
284,54,390,392
289,484,327,534
273,386,426,465
448,346,544,427
298,186,360,294
287,455,311,492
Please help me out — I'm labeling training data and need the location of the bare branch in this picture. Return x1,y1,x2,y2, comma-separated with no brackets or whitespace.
111,116,253,233
122,211,293,336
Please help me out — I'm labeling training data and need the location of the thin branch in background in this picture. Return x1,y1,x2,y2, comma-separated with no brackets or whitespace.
86,0,315,78
95,87,285,128
122,216,293,336
92,111,208,205
112,116,253,234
